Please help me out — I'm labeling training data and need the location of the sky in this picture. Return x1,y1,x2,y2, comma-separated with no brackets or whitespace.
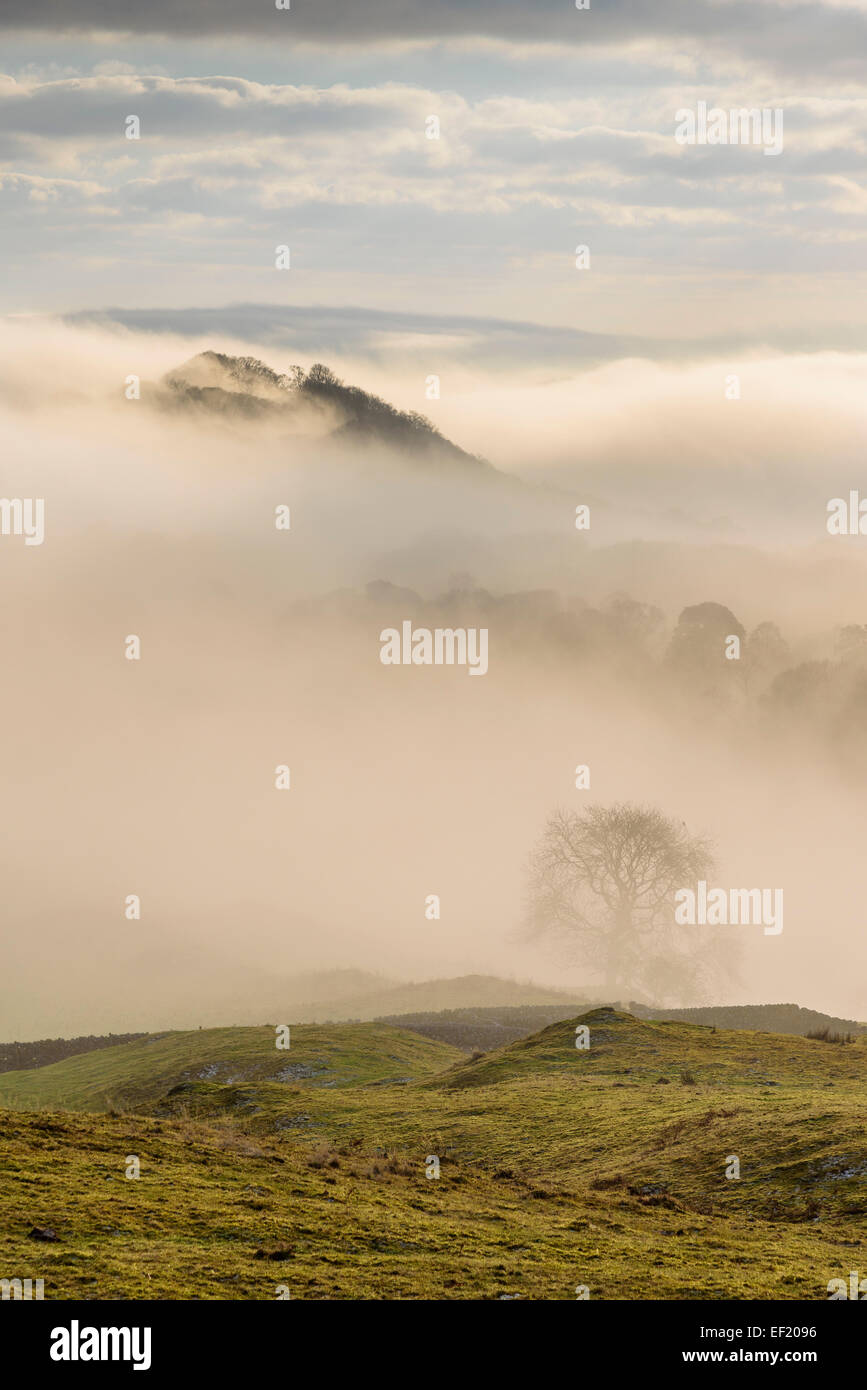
1,1,867,353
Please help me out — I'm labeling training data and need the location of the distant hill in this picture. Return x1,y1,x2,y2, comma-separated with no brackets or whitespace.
0,974,594,1049
630,1002,865,1037
312,974,583,1022
376,1002,594,1051
209,970,582,1025
152,352,490,470
375,999,864,1053
0,1033,146,1075
4,992,859,1071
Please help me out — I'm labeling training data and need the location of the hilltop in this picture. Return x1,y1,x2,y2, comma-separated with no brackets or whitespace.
151,352,490,471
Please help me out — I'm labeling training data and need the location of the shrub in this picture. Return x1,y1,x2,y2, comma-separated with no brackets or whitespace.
806,1028,855,1044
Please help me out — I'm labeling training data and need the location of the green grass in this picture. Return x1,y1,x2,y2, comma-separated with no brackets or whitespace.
1,1009,864,1299
0,1023,463,1113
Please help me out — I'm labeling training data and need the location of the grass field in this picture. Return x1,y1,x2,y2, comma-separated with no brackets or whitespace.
1,1009,864,1299
0,1023,461,1113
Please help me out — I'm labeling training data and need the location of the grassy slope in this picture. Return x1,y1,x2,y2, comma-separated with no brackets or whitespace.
1,1010,864,1299
378,1002,865,1053
0,1024,463,1113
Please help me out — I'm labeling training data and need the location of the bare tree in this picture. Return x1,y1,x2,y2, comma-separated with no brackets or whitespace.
525,803,735,1004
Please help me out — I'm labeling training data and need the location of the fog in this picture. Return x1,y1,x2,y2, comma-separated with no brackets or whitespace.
1,315,865,1038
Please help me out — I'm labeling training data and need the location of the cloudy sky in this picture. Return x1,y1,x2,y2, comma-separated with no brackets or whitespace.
2,0,866,364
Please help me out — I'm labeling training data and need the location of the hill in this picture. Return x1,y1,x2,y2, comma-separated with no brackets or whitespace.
630,1002,865,1036
0,1024,462,1114
376,1002,594,1051
152,352,490,471
375,1000,865,1052
1,1009,864,1299
199,971,582,1026
319,974,582,1022
0,1033,146,1075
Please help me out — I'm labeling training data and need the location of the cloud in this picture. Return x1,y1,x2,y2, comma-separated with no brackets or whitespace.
61,300,867,369
3,311,867,1031
2,75,866,275
1,63,865,343
63,300,651,367
2,1,867,81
